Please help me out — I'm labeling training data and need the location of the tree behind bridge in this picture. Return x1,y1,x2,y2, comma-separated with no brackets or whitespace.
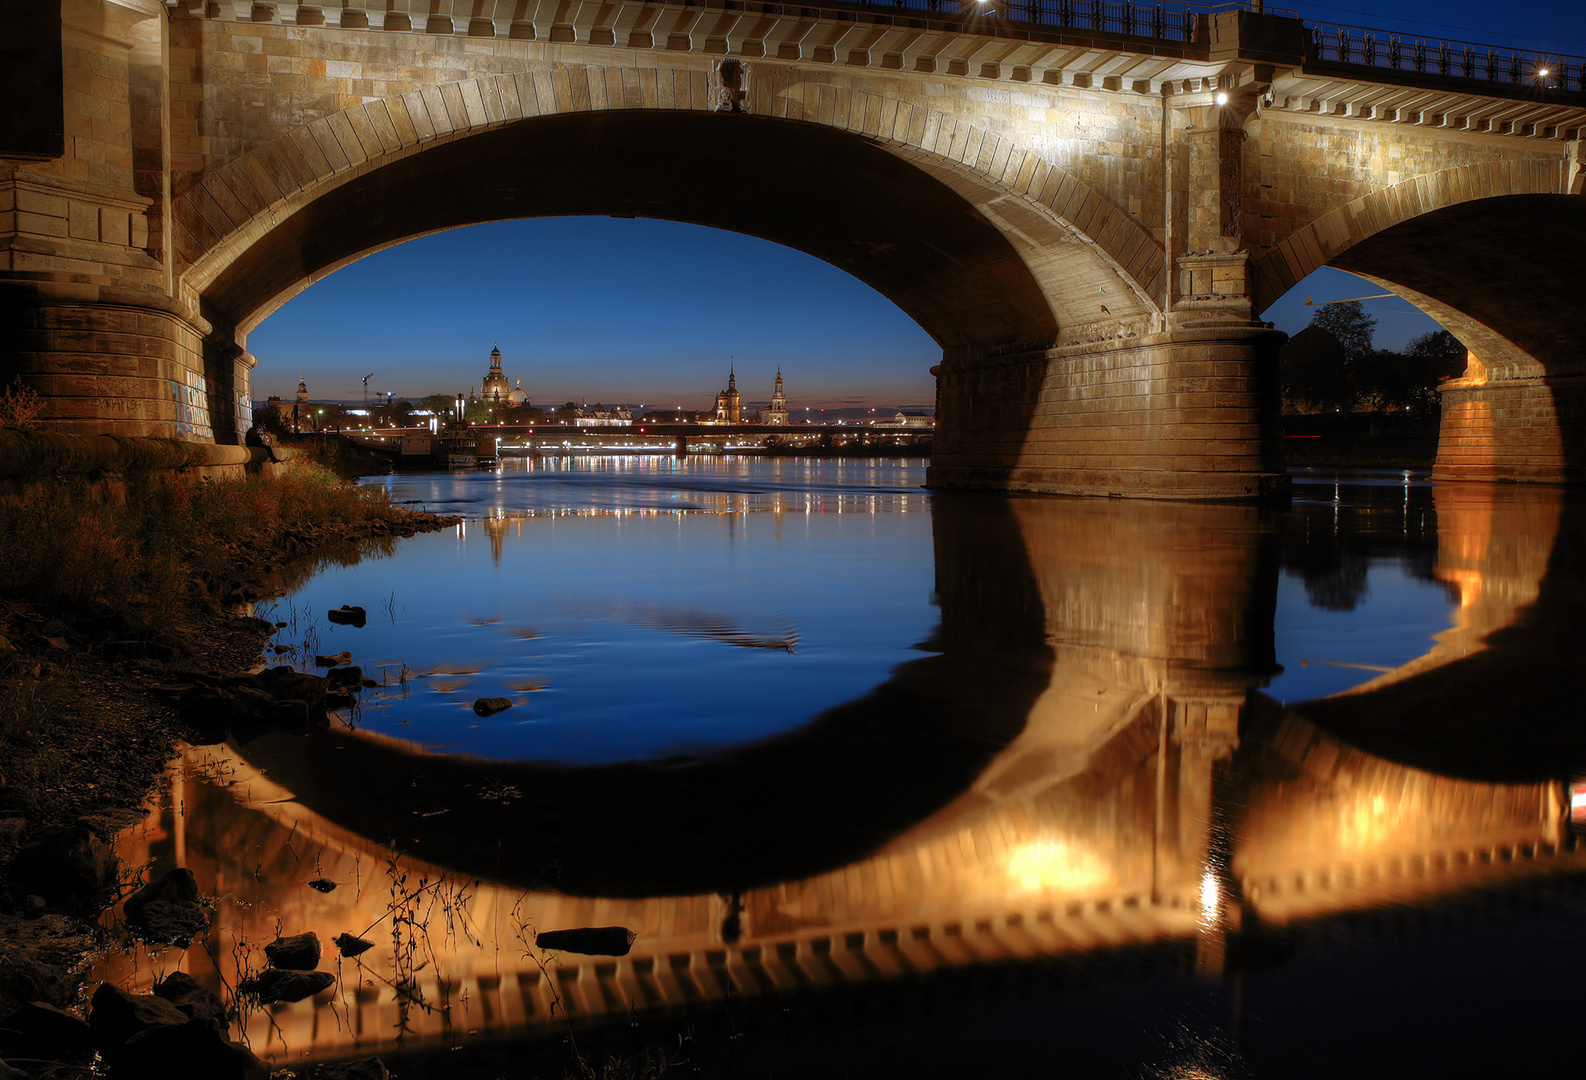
1281,299,1377,412
1281,303,1462,415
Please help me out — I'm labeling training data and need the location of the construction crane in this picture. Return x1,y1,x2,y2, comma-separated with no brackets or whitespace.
362,373,374,406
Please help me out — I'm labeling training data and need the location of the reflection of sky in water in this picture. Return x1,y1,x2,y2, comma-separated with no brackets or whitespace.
1268,567,1454,703
261,460,1461,760
261,458,938,764
1268,470,1457,704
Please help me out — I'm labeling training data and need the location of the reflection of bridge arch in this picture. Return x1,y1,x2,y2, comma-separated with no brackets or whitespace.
99,684,1579,1068
1290,485,1586,782
91,485,1586,1067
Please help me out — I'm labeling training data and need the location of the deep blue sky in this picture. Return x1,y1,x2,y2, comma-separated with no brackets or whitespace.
248,0,1584,406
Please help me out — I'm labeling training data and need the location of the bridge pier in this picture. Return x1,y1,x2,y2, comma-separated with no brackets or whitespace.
1,289,253,444
928,324,1287,501
1435,373,1586,484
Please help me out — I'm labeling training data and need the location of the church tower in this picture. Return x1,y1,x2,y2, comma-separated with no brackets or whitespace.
714,361,742,423
482,345,510,404
766,368,788,425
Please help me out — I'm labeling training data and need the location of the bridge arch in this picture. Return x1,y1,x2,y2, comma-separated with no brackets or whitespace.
1251,159,1574,314
174,66,1166,350
1252,162,1586,481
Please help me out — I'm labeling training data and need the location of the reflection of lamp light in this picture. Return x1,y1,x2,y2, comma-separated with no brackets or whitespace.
1198,869,1220,928
1005,839,1112,894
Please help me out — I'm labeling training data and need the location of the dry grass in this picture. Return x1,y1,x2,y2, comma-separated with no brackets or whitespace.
0,379,43,430
0,460,447,816
0,459,411,639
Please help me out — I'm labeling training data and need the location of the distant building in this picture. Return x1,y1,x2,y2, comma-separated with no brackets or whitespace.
575,403,633,427
756,369,789,425
482,345,511,403
889,410,934,429
713,365,741,423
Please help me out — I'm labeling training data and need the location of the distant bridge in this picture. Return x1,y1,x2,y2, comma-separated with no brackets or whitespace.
3,0,1584,496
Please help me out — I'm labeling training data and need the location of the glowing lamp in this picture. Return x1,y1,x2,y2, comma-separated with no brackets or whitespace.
1214,91,1229,105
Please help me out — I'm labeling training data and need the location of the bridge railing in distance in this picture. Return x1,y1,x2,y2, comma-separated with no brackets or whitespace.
1305,23,1586,94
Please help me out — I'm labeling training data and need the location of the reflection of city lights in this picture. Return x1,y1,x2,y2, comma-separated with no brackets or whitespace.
1005,839,1111,893
1198,869,1220,927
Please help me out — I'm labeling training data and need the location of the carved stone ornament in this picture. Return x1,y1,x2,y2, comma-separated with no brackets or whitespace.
715,59,750,114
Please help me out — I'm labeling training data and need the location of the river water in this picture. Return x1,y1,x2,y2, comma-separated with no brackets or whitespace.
93,458,1586,1078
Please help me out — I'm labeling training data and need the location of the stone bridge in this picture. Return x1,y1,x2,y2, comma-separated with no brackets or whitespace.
3,0,1585,496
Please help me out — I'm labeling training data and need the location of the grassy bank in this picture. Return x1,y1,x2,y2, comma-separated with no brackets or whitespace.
0,460,453,822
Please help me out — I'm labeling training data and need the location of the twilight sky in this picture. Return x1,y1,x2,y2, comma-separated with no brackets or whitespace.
247,0,1584,407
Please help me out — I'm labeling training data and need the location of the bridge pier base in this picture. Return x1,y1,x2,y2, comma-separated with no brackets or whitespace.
1435,374,1586,484
928,325,1288,502
0,289,252,445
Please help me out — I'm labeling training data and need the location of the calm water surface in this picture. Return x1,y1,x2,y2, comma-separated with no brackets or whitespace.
93,458,1586,1079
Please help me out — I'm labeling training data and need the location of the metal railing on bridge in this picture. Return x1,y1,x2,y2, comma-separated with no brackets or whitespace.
674,0,1586,95
1306,23,1586,94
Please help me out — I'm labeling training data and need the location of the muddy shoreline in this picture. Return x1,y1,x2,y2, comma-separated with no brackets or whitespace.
0,505,459,1073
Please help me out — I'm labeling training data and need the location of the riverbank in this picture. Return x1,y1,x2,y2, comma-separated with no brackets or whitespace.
1282,411,1440,469
0,458,458,1069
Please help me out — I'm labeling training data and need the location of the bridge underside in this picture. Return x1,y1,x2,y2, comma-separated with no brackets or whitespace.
1325,195,1586,484
206,113,1060,351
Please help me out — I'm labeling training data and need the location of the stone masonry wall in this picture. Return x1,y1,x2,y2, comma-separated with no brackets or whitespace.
165,16,1170,300
1436,379,1586,484
930,330,1285,500
1245,110,1570,307
8,298,214,440
1,0,160,295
